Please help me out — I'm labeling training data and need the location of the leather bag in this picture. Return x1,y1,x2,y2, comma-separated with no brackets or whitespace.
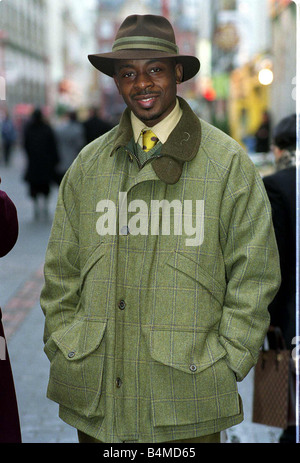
252,327,294,429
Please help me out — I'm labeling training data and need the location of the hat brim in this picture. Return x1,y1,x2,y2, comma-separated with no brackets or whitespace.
88,49,200,82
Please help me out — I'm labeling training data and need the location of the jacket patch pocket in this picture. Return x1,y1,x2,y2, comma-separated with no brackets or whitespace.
149,328,239,427
47,318,107,418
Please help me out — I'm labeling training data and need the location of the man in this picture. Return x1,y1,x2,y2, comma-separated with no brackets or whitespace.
40,15,280,444
263,114,296,443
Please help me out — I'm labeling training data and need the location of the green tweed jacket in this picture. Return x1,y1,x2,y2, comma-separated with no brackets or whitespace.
40,98,280,443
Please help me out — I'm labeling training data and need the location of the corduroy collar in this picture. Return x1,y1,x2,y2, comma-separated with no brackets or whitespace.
111,96,201,184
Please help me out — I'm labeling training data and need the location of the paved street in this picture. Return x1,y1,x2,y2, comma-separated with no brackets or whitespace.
0,147,282,444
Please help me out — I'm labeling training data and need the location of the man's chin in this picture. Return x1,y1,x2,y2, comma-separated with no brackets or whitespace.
133,109,162,125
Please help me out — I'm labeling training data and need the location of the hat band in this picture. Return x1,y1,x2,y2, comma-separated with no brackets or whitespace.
112,35,179,55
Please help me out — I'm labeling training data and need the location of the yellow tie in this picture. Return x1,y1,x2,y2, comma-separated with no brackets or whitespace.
142,130,159,152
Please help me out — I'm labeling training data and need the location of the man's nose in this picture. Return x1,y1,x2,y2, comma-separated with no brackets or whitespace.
134,72,153,91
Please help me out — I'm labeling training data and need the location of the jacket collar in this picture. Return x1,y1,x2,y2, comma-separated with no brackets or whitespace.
111,96,202,184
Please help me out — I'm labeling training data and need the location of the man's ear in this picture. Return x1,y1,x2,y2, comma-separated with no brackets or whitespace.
175,63,184,84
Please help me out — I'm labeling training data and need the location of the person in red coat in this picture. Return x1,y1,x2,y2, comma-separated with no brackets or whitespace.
0,179,22,442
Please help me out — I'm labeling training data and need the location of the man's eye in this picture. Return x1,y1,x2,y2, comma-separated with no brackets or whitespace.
150,67,161,73
122,71,134,78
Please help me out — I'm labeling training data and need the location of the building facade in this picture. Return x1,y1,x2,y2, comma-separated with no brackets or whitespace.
0,0,49,117
270,0,297,125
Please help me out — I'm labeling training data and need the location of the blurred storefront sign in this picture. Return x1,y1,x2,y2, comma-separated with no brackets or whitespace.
213,22,239,52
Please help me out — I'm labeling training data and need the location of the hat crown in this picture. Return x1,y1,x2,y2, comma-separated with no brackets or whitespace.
115,15,176,45
88,14,200,82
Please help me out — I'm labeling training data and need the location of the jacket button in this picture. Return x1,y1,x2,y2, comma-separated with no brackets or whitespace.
118,299,126,310
68,351,76,358
189,364,197,372
116,377,122,388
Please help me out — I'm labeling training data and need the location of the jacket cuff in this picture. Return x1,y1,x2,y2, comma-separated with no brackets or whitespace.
219,335,257,382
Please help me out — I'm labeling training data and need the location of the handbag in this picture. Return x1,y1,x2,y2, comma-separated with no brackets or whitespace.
252,327,294,429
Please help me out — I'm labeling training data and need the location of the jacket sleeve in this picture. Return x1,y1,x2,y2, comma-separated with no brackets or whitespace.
40,160,82,347
218,150,281,381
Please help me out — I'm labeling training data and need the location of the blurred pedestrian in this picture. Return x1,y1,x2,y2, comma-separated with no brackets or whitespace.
83,107,113,144
255,111,271,154
0,179,22,443
1,111,17,166
23,108,59,219
41,14,280,444
54,110,85,184
263,113,297,444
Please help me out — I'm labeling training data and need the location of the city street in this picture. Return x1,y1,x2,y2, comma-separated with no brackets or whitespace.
0,147,282,444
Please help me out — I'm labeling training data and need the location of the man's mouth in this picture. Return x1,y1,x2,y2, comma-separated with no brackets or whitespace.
134,94,158,109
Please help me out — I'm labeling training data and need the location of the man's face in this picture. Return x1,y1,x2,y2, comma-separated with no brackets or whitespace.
113,58,183,127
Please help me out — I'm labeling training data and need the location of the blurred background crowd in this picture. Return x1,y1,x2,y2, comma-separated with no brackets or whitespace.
0,0,297,169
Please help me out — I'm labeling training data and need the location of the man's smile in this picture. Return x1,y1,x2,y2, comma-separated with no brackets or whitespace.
134,94,159,109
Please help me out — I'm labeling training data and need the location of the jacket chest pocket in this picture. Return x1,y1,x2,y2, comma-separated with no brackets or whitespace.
79,243,114,318
151,251,226,328
166,251,225,307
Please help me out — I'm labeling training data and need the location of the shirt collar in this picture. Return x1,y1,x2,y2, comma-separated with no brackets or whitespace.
131,98,183,146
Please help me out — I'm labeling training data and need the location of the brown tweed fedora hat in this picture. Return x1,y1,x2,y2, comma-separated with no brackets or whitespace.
88,14,200,82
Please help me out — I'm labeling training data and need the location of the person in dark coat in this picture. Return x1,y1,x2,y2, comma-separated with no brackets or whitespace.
263,113,296,443
0,181,22,443
23,108,59,219
83,107,113,145
255,111,271,153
